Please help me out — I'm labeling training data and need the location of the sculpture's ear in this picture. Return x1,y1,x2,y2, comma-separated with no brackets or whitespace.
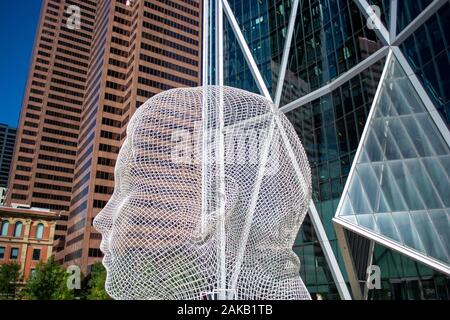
192,175,240,245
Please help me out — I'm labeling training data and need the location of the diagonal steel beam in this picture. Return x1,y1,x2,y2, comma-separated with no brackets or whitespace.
274,0,300,108
354,0,390,45
222,0,271,99
393,0,448,46
389,0,398,44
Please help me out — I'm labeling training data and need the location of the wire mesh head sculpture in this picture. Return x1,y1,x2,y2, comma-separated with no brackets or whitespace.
93,86,312,300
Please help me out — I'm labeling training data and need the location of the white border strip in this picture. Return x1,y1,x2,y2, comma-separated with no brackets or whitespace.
216,0,224,86
389,0,398,44
333,48,393,221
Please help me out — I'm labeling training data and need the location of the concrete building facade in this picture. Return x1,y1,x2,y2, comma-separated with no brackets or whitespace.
0,206,58,281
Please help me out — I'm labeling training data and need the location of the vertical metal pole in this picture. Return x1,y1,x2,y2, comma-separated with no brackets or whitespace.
201,0,209,238
202,0,209,86
215,0,226,300
216,0,224,86
274,0,300,107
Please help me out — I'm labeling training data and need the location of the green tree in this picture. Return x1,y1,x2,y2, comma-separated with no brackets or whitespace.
21,257,74,300
0,262,21,299
86,262,111,300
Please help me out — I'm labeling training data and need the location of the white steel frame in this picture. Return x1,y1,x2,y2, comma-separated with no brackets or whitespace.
202,0,450,299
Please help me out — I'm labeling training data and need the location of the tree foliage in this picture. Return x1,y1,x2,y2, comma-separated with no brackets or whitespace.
20,257,74,300
86,262,111,300
4,257,111,300
0,262,21,299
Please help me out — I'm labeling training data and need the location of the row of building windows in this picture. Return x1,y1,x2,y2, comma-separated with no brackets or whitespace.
0,221,44,239
138,65,197,87
144,1,199,27
143,11,198,36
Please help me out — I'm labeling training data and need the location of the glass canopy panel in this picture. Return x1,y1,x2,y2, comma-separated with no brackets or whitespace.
337,55,450,267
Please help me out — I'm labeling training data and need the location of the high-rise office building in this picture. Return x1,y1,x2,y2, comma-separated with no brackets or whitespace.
210,0,450,299
0,124,17,188
7,0,201,268
59,0,202,270
6,0,96,253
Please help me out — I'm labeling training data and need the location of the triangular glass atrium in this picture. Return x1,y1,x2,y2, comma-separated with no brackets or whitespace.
336,55,450,268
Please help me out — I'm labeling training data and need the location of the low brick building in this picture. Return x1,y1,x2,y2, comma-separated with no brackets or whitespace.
0,206,59,280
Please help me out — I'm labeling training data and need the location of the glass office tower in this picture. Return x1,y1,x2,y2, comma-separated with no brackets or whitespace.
205,0,450,299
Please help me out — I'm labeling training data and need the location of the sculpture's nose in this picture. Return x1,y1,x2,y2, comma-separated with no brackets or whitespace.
93,205,113,234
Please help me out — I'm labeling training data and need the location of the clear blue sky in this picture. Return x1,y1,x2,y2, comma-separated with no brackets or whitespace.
0,0,43,128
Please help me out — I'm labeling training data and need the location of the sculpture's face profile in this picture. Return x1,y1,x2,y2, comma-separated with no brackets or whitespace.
94,86,312,300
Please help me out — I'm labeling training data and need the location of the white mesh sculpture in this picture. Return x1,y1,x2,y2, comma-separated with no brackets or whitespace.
93,86,312,300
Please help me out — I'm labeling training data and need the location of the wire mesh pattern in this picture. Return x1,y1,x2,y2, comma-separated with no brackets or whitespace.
93,85,312,300
337,55,450,267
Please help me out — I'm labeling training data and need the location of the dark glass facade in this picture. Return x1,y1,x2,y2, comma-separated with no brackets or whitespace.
369,244,450,300
224,16,260,94
397,0,433,32
286,61,384,299
224,0,294,95
400,3,450,125
280,0,383,105
0,125,16,188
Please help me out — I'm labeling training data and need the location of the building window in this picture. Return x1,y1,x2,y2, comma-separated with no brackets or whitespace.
1,220,9,236
10,248,19,260
14,222,23,237
36,223,44,240
0,247,4,259
32,249,41,261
